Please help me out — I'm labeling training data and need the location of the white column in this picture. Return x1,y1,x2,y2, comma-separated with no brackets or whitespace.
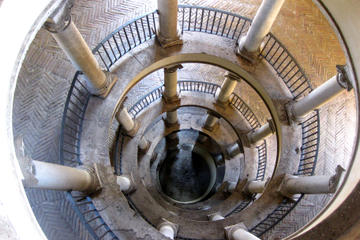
158,221,178,240
246,119,275,145
204,114,218,131
138,136,150,151
163,64,182,102
288,68,352,121
280,165,344,197
231,228,261,240
237,0,285,55
225,223,260,240
116,107,137,134
116,175,134,193
44,1,117,97
23,160,100,193
244,180,266,194
216,73,240,104
166,110,178,126
208,213,225,221
227,143,242,158
157,0,182,47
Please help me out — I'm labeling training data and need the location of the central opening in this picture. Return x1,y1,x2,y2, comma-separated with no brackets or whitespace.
156,129,224,204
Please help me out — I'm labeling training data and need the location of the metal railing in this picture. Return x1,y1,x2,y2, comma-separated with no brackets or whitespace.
260,34,313,100
256,141,267,181
93,10,158,71
178,5,251,41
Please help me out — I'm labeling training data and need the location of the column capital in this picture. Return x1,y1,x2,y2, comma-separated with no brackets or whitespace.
164,64,183,73
77,163,102,193
336,65,353,91
44,0,73,33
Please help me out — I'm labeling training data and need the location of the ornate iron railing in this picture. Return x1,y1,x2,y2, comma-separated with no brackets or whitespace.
260,34,313,100
256,141,267,181
93,10,158,71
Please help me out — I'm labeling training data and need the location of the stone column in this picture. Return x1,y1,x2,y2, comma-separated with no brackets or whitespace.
163,65,182,102
23,160,101,193
237,0,285,62
279,165,344,198
44,0,117,97
157,0,183,47
208,213,225,221
227,143,242,158
203,113,219,131
204,72,241,131
287,65,352,122
116,107,138,136
243,180,266,194
225,223,260,240
138,136,150,152
216,73,241,105
165,110,178,126
246,119,275,146
158,220,178,240
116,175,135,193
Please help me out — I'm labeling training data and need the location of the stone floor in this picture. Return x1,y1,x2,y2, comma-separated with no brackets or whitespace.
12,0,356,239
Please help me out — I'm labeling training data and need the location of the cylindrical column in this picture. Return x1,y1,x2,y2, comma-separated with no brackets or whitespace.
204,114,218,131
227,143,242,158
157,0,182,47
116,175,132,192
244,180,266,194
208,213,225,221
166,110,178,126
216,74,239,104
44,2,116,96
24,160,99,193
290,70,351,120
282,176,336,195
238,0,285,54
158,221,178,240
116,107,136,133
246,119,275,145
138,136,150,151
164,68,178,99
231,228,261,240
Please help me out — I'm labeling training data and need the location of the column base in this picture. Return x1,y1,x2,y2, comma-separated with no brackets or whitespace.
156,31,183,48
163,115,180,129
236,37,261,65
97,71,118,98
123,121,139,137
77,163,103,194
138,139,151,153
117,173,136,194
285,101,306,125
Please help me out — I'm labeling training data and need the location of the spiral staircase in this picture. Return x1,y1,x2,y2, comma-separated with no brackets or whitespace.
2,0,360,240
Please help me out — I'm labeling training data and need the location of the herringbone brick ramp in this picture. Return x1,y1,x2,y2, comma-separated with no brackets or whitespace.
12,0,351,239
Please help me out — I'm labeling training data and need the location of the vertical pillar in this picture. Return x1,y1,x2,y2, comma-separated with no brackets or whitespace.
204,72,240,131
116,107,138,136
116,175,136,193
165,110,178,126
163,65,183,102
246,119,275,146
227,143,242,158
44,1,117,97
138,136,150,152
208,213,225,221
225,223,260,240
216,73,241,105
287,65,352,122
157,0,183,47
158,220,178,240
279,165,344,198
237,0,285,61
23,160,101,193
243,180,266,194
203,113,219,131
